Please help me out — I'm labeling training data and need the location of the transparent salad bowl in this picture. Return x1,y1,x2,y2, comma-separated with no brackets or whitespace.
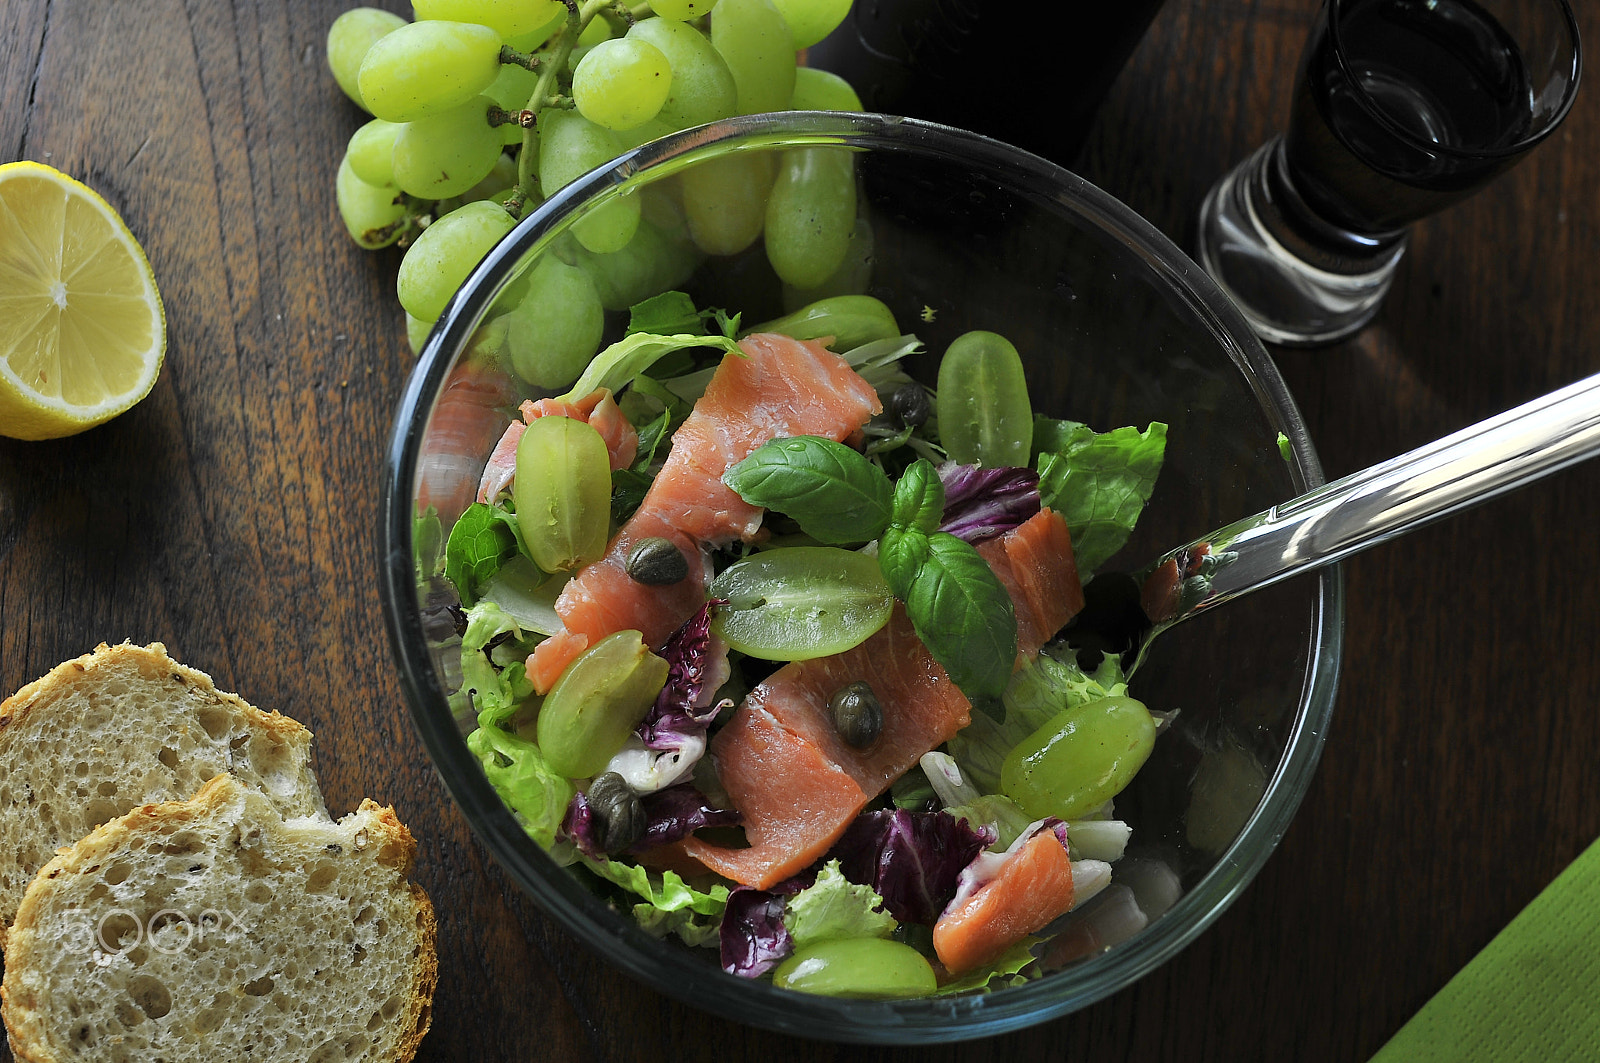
380,111,1344,1043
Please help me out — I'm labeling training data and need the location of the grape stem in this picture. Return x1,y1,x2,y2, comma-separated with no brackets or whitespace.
509,0,616,209
498,46,544,71
487,105,538,129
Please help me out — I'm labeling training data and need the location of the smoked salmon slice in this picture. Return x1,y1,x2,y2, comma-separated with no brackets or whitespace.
686,509,1083,890
931,828,1076,974
528,333,881,692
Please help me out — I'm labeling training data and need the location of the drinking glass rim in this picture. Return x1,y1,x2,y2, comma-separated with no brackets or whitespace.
1325,0,1583,160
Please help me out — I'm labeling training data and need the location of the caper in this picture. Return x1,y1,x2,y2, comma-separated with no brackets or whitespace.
586,772,646,853
888,382,932,428
625,536,690,586
829,680,883,748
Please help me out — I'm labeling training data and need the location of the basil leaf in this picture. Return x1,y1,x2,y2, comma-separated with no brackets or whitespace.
626,291,707,337
890,458,944,534
877,525,929,599
612,407,674,524
723,436,893,544
445,502,520,607
1034,419,1168,577
879,526,1016,714
908,533,1017,708
632,408,672,471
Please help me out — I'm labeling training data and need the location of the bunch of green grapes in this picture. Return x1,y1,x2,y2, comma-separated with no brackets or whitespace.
327,0,868,387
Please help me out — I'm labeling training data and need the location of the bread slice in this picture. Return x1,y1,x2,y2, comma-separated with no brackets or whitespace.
0,642,325,941
0,774,437,1063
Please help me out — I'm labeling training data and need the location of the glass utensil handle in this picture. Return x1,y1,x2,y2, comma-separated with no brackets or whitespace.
1147,372,1600,626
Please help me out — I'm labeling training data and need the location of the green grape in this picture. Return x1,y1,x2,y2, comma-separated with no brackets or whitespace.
406,312,435,354
539,111,640,254
579,13,615,46
358,20,503,122
764,147,856,289
1000,696,1156,821
336,154,406,249
781,208,873,309
935,330,1034,468
461,152,518,203
573,38,673,131
413,0,564,39
626,18,737,129
392,96,504,199
396,200,517,321
504,6,567,51
485,63,539,144
347,118,403,187
573,219,700,311
709,0,796,115
789,65,862,112
639,180,690,239
514,416,615,577
773,938,937,999
709,548,894,661
536,631,669,778
501,256,606,388
566,14,614,70
611,115,677,151
769,0,850,49
652,0,720,19
681,151,774,255
327,7,407,111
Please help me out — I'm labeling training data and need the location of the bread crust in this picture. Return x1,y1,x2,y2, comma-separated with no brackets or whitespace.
0,775,438,1063
0,642,324,946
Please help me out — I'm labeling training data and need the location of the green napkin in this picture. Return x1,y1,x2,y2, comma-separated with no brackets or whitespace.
1371,834,1600,1063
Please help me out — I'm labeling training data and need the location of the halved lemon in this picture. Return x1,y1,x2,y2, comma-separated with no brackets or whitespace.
0,161,166,440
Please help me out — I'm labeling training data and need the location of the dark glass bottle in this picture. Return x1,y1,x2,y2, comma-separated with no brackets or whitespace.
805,0,1167,165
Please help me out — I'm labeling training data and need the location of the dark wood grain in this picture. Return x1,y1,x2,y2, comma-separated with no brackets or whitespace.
3,1,1598,1060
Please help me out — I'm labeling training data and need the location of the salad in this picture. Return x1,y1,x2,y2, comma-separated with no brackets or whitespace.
424,289,1172,998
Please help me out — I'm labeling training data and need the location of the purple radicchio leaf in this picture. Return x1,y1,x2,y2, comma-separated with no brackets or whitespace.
559,790,604,861
829,809,997,925
628,784,741,853
719,873,812,978
937,462,1041,543
638,599,727,750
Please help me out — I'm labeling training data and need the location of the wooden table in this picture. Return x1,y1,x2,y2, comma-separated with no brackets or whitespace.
3,1,1597,1059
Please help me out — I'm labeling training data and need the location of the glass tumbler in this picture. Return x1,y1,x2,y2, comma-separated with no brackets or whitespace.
1197,0,1581,347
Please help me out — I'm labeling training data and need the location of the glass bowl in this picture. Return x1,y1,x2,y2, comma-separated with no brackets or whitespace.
380,111,1344,1043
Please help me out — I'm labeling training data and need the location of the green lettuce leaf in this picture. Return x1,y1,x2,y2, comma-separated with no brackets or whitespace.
784,860,898,950
466,725,572,849
414,506,443,581
460,601,537,725
445,502,521,607
579,854,730,919
561,331,740,403
1033,419,1167,577
632,903,723,948
945,793,1036,850
931,939,1038,995
947,647,1129,794
626,291,708,336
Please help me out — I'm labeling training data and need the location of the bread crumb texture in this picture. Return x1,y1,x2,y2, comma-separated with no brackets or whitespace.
0,643,325,932
0,775,436,1063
